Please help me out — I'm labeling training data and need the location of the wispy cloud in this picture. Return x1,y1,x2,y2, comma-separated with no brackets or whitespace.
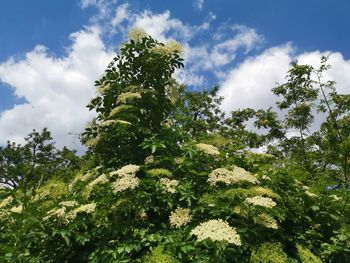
194,0,204,10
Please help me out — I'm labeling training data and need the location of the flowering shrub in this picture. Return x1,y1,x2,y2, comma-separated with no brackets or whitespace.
0,29,349,262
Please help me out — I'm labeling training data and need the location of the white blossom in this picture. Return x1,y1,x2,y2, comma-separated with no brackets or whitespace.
169,207,192,228
112,174,140,193
160,178,179,193
254,213,278,229
196,143,220,155
190,219,241,245
246,196,276,208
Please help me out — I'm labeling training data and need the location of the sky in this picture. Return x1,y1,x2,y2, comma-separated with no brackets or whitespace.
0,0,350,152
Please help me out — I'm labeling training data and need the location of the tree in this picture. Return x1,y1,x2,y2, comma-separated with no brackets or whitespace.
82,28,184,167
0,128,80,190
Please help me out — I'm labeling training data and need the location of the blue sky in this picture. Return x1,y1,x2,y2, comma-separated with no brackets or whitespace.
1,0,350,150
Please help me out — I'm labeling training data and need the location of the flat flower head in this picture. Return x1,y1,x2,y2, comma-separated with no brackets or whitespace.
190,219,241,246
160,178,179,193
246,196,276,208
112,174,140,193
0,196,14,208
110,164,140,177
196,143,220,155
128,28,148,42
254,213,278,229
208,166,258,186
169,207,192,228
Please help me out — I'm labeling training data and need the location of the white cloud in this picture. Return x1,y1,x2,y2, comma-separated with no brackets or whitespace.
219,44,293,112
186,25,264,72
194,0,204,10
2,2,349,152
219,46,350,114
112,3,130,27
0,27,115,151
132,10,195,42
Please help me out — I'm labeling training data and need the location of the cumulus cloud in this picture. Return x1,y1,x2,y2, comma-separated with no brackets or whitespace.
0,27,115,151
2,2,349,152
219,45,350,114
219,44,293,112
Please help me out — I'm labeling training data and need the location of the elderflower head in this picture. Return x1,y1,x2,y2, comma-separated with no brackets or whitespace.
112,175,140,193
151,40,184,56
0,196,13,208
190,219,241,246
246,196,276,208
87,174,109,189
144,155,155,165
73,203,96,214
305,190,317,198
169,207,192,228
196,143,220,155
117,92,142,103
160,178,179,193
59,201,78,207
207,166,258,186
10,205,23,214
81,171,95,182
254,213,278,229
110,164,140,177
208,168,233,185
231,166,259,184
329,194,341,201
128,28,148,42
109,105,134,118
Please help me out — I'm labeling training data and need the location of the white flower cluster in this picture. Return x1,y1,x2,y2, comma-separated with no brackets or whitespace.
10,205,23,214
108,105,134,118
195,143,220,155
169,207,192,228
160,178,179,193
207,168,234,186
128,28,148,42
110,164,140,177
190,219,241,246
45,202,96,224
207,166,258,186
85,135,101,148
59,201,78,207
96,83,111,94
81,171,95,182
117,92,142,103
231,166,259,184
0,196,13,208
110,164,140,193
151,40,184,56
305,190,317,198
33,189,50,201
329,194,341,201
254,213,278,229
73,203,96,214
246,196,276,208
87,174,109,190
144,155,155,165
112,175,139,193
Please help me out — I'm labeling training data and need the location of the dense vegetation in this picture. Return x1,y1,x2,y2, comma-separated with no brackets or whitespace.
0,29,349,262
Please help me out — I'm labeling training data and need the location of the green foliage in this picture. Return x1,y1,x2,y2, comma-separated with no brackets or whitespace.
143,246,179,263
296,244,322,263
250,242,289,263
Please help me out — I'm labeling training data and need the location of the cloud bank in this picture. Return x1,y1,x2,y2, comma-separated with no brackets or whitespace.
0,2,349,152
